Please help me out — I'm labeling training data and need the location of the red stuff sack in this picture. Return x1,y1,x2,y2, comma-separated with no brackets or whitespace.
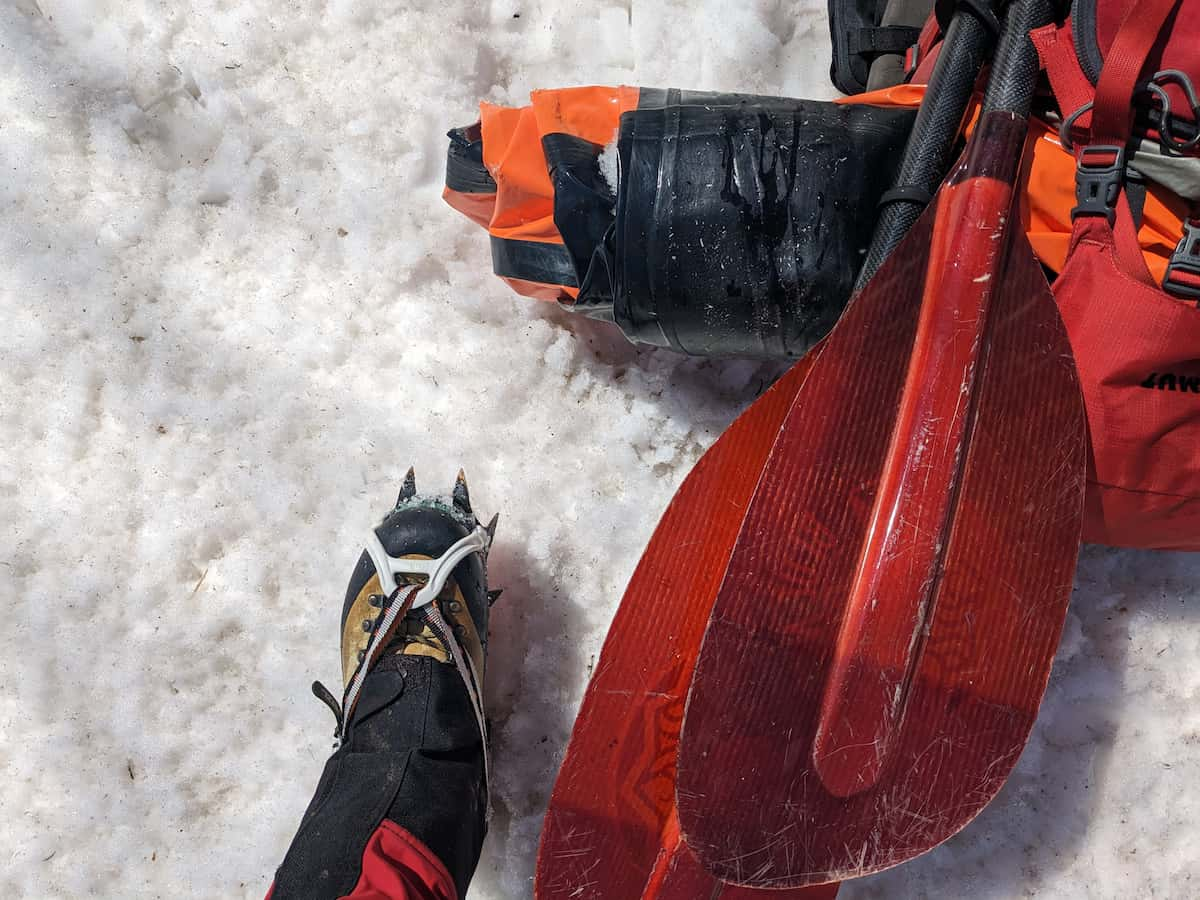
1033,0,1200,550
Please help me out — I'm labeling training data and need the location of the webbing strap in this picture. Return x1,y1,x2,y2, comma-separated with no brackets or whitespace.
1113,190,1156,283
851,25,924,55
1090,0,1184,145
1069,0,1185,285
1030,24,1093,134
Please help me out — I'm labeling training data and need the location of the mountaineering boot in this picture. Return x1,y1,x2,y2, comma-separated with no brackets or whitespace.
271,470,499,900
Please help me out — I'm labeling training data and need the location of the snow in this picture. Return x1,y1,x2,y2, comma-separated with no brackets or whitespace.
1,2,1198,898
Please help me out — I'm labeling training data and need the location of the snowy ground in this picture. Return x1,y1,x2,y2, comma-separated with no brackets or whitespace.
3,2,1199,898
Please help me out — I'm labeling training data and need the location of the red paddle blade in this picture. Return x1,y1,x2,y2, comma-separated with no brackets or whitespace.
534,359,836,900
676,113,1087,887
647,813,838,900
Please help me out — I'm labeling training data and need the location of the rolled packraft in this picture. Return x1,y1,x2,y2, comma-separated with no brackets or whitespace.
445,86,917,358
445,2,1200,552
444,83,1190,350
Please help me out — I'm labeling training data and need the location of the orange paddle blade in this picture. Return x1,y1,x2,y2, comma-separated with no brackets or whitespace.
534,359,835,899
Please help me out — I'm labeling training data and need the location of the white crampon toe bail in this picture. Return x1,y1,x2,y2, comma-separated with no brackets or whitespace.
364,524,491,609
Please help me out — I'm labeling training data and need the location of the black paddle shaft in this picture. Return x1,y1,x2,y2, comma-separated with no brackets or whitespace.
981,0,1055,117
854,1,999,291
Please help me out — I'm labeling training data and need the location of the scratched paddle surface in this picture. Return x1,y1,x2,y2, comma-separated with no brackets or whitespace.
676,111,1087,887
534,356,837,900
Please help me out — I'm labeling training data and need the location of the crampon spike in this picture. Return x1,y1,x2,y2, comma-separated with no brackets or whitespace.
397,467,417,505
453,469,472,515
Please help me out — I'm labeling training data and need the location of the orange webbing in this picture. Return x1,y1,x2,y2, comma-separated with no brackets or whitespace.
835,83,928,107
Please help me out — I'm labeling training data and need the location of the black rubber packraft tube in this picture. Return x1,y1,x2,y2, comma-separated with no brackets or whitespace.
572,90,915,358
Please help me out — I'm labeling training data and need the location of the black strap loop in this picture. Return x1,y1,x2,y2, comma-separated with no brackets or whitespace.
878,184,935,209
850,25,924,56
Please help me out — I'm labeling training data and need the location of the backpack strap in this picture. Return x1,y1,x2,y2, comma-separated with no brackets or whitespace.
851,24,925,57
1089,0,1183,144
1069,0,1185,285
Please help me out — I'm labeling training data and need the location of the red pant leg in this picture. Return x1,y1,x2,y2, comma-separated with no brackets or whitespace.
266,820,458,900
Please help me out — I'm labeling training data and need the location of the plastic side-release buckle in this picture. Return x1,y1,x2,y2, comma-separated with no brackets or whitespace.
1072,144,1126,225
1163,218,1200,302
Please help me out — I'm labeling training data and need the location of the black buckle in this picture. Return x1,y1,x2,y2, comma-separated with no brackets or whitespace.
1164,219,1200,302
1072,144,1126,225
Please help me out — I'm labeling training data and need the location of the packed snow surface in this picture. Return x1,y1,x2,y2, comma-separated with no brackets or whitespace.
3,2,1199,898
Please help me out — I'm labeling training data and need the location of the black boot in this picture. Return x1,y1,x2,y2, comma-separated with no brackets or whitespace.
272,471,497,900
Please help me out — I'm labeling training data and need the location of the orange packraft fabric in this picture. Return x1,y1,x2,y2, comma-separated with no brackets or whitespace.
442,86,639,302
